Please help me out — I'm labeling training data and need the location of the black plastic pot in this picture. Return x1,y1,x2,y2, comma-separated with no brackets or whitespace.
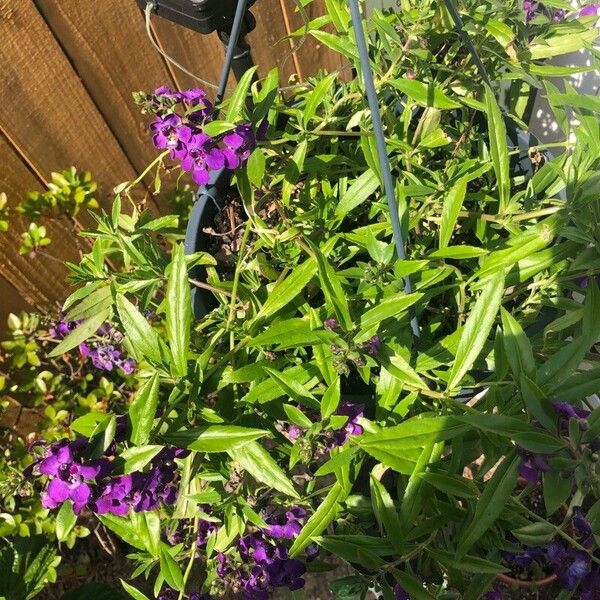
184,167,232,318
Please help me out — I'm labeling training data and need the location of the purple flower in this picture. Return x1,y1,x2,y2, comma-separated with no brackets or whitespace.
222,124,256,170
90,474,133,516
197,505,219,548
154,86,181,101
364,335,381,356
581,570,600,600
264,507,306,539
150,114,184,150
552,401,590,430
573,507,593,543
79,341,136,375
324,318,339,330
485,588,501,600
547,540,592,590
38,438,110,513
48,317,76,338
517,447,550,485
580,4,600,17
331,402,364,447
181,133,225,185
394,584,410,600
503,545,544,569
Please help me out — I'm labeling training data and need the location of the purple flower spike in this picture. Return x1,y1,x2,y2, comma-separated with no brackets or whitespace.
517,447,550,485
330,402,364,448
364,335,381,356
552,401,590,430
573,506,593,543
486,589,501,600
264,507,306,539
548,540,592,590
580,571,600,600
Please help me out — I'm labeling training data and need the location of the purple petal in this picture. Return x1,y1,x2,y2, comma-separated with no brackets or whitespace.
206,148,225,170
47,478,70,503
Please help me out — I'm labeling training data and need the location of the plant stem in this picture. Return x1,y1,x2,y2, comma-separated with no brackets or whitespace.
227,220,252,328
178,515,199,600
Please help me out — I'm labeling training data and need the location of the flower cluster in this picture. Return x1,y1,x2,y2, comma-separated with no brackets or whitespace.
48,316,136,375
524,1,600,22
32,438,186,516
158,588,210,600
329,402,364,448
138,86,261,185
214,507,308,600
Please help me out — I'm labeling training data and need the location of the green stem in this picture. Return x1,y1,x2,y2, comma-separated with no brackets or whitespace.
177,515,199,600
227,220,253,328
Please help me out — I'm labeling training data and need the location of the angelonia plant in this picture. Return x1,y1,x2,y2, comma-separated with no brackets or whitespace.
9,0,600,599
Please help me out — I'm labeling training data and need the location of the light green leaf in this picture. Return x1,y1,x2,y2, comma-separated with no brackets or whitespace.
389,80,460,110
56,501,77,542
447,270,505,390
484,85,510,213
303,73,337,126
129,373,159,446
121,580,150,600
228,441,299,498
336,169,379,217
159,547,183,591
225,66,258,121
500,307,536,380
439,177,467,249
48,311,109,358
290,482,348,556
166,243,191,378
165,426,268,453
359,292,423,331
116,294,166,365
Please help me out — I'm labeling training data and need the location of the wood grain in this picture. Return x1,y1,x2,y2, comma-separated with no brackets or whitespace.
0,133,78,317
34,0,181,210
0,0,138,205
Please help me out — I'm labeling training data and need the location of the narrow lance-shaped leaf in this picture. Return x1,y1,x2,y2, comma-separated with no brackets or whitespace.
48,310,109,358
456,451,519,558
166,243,191,378
116,294,166,365
129,372,160,446
484,84,510,213
289,482,348,556
447,270,505,391
500,307,536,380
56,500,77,542
228,441,299,499
439,177,467,249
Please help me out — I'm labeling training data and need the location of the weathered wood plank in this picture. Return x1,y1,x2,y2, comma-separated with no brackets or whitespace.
0,0,138,205
0,134,78,315
33,0,179,211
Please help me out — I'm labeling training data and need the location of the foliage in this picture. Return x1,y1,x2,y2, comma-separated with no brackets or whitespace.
6,1,600,599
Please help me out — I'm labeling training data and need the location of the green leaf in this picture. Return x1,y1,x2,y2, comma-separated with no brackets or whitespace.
121,445,163,474
419,472,479,499
520,375,555,432
283,404,313,427
228,441,299,498
263,366,318,407
98,515,145,551
303,73,337,126
321,376,341,419
429,246,488,260
247,148,266,187
309,240,352,330
428,549,507,574
529,28,598,59
159,547,183,591
166,244,190,378
456,452,519,558
56,501,77,542
500,307,535,380
116,294,166,365
439,177,467,249
290,482,348,556
254,257,317,321
336,169,379,217
48,311,109,358
391,569,436,600
370,473,404,554
512,521,557,546
484,20,515,47
120,580,150,600
484,85,510,213
70,413,111,437
225,66,258,121
314,536,385,569
248,318,326,349
129,373,159,446
447,270,505,390
359,292,423,331
389,79,460,110
358,416,467,452
543,469,573,516
166,425,268,452
65,285,112,321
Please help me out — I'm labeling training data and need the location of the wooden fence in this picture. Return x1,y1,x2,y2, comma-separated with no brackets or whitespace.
0,0,345,327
